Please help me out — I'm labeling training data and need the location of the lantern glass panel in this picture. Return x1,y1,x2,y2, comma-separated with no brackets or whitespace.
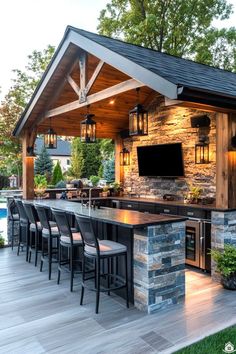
120,148,130,166
44,128,57,149
80,114,96,143
195,143,209,164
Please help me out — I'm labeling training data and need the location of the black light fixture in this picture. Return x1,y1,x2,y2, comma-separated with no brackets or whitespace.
120,147,130,166
44,118,57,149
129,88,148,136
231,135,236,148
80,106,96,143
26,146,36,158
195,136,209,164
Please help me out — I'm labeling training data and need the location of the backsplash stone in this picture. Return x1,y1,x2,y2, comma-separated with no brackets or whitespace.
123,96,216,199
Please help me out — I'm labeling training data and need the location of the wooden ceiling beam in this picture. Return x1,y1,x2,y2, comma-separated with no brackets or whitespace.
67,75,80,97
79,51,88,103
86,60,104,95
45,78,145,118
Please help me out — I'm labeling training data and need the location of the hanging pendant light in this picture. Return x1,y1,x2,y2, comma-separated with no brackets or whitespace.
129,88,148,136
120,147,130,166
80,106,96,143
44,118,57,149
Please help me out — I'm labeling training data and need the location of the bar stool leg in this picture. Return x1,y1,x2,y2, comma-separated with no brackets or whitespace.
107,257,110,296
17,225,21,256
95,257,100,314
48,237,52,280
35,231,38,267
80,255,85,306
40,236,44,272
57,244,61,285
124,253,129,308
70,247,73,292
11,220,14,250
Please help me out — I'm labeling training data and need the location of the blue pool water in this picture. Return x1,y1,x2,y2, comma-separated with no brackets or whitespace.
0,208,7,218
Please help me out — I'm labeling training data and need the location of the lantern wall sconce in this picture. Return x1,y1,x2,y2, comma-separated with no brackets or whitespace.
195,136,209,164
80,106,96,143
120,147,130,166
44,118,57,149
129,88,148,136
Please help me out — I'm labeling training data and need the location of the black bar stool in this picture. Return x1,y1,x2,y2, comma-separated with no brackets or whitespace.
8,197,19,249
23,202,42,266
75,214,129,314
15,200,29,261
35,205,59,280
51,209,83,292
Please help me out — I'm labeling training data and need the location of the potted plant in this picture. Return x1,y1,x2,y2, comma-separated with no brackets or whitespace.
101,185,110,197
187,186,202,204
34,174,48,199
111,182,123,196
0,233,4,248
210,244,236,290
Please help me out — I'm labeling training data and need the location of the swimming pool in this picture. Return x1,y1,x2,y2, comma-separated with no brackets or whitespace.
0,204,8,243
0,208,7,218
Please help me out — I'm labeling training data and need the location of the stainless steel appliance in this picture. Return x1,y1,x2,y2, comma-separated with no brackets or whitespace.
185,219,211,272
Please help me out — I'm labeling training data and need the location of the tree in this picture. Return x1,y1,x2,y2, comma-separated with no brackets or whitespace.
0,45,55,178
68,138,84,179
98,0,236,70
81,143,101,178
103,157,115,183
52,161,64,185
34,146,53,178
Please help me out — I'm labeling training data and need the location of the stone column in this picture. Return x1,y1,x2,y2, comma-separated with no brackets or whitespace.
133,221,185,314
211,210,236,281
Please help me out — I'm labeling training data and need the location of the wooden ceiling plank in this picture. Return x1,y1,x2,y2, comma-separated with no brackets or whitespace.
79,51,88,103
45,78,144,118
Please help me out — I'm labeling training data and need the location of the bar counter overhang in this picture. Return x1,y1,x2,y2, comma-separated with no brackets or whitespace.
29,199,186,314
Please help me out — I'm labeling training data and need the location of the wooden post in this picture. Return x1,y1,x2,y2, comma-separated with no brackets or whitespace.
22,130,36,199
115,136,124,184
216,112,236,209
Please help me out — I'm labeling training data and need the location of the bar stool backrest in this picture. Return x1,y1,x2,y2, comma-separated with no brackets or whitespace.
35,205,50,230
23,202,39,227
16,200,29,224
8,198,18,219
51,209,73,244
75,215,99,252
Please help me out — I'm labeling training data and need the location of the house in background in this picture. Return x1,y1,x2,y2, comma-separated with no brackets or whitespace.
34,137,71,172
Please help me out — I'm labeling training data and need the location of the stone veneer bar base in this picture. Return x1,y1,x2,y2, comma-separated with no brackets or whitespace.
211,210,236,281
133,221,186,314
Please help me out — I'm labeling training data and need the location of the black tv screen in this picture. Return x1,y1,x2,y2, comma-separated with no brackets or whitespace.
137,143,184,177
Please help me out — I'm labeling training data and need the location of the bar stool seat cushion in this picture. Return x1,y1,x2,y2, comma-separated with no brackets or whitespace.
30,221,57,232
42,226,60,237
12,214,19,220
85,240,127,256
61,232,82,244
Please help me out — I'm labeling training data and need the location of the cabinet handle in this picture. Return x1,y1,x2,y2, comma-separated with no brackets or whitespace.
187,212,194,216
127,204,132,208
164,209,170,213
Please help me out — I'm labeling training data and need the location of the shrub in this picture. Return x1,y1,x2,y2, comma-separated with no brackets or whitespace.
0,235,5,248
55,180,66,188
210,244,236,277
89,175,100,186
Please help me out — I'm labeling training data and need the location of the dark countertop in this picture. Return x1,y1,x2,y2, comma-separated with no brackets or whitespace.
69,196,231,212
30,199,186,228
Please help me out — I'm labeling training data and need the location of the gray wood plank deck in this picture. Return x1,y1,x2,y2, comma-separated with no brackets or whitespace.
0,247,235,354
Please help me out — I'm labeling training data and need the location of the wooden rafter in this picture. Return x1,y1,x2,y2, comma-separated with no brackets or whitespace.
45,78,145,118
79,51,87,103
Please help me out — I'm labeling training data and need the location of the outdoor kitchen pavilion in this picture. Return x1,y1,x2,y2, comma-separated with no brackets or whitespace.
13,26,236,211
11,25,236,311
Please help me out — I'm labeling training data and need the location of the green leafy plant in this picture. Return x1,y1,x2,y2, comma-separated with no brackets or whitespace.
103,185,109,192
210,244,236,278
52,161,64,185
111,182,121,193
0,234,5,248
34,174,47,197
55,180,66,188
89,175,100,186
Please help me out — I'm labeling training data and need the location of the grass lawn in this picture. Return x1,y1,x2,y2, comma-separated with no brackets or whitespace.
175,325,236,354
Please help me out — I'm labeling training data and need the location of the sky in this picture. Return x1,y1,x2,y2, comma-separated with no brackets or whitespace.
0,0,236,101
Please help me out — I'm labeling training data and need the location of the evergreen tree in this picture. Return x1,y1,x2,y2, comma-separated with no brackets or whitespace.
103,157,115,183
52,161,64,185
68,138,84,178
34,146,53,178
81,143,101,178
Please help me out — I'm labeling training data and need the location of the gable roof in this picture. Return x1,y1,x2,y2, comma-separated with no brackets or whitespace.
13,26,236,137
35,137,71,156
73,27,236,99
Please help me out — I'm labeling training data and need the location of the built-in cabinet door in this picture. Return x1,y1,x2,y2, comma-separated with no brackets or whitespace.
185,220,201,268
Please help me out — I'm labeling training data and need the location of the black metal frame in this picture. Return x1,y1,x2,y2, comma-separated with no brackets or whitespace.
15,200,29,261
75,214,129,314
51,208,82,292
8,197,19,250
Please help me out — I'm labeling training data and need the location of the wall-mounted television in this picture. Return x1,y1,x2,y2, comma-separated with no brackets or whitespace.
137,143,184,177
